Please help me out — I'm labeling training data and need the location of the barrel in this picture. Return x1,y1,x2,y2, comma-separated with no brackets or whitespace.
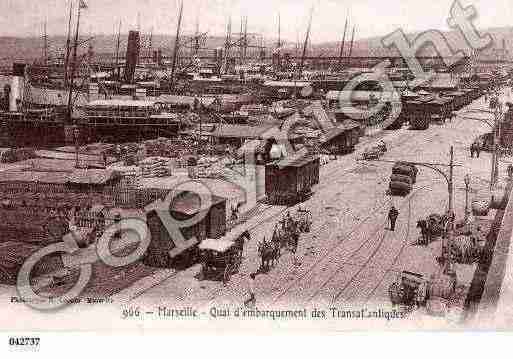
395,162,418,176
390,174,413,186
389,181,412,195
428,274,456,300
392,165,416,179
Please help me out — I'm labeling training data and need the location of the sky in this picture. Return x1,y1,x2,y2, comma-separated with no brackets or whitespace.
1,0,513,43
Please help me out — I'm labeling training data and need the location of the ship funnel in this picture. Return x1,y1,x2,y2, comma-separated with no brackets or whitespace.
9,63,26,112
124,31,141,83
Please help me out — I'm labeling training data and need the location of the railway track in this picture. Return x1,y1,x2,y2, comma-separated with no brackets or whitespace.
271,181,435,305
128,129,432,305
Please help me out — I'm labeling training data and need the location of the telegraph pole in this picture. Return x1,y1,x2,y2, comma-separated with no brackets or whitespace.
491,107,501,189
446,146,455,273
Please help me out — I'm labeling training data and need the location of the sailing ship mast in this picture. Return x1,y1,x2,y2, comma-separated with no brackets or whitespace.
170,0,184,89
277,13,281,49
243,16,248,63
147,27,153,62
222,16,232,74
67,0,86,124
299,6,314,79
115,20,122,79
347,25,356,67
337,17,348,70
42,19,48,66
64,0,74,86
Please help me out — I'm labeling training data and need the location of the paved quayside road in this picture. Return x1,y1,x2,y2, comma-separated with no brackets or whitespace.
126,91,513,321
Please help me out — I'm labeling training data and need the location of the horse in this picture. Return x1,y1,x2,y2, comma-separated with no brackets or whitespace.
416,213,448,245
416,220,433,245
258,238,280,271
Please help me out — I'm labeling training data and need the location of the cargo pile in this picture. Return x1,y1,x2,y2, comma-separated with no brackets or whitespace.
0,147,36,163
389,162,418,196
0,208,69,285
140,157,172,178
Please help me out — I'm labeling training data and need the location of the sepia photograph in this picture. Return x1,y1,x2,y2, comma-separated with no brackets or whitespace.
1,0,513,345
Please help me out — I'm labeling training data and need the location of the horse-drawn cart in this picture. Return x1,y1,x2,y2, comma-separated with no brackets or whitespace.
197,231,250,285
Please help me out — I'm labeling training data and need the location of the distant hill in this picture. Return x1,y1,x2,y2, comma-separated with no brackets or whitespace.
1,26,511,66
311,26,513,59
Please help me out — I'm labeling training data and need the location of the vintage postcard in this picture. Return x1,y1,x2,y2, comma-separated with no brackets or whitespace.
0,0,513,336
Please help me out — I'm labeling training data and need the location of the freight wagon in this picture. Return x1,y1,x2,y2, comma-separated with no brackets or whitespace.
265,150,320,205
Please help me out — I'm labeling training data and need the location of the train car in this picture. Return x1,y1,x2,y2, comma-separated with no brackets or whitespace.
144,191,227,268
265,150,320,205
406,101,430,130
424,97,452,123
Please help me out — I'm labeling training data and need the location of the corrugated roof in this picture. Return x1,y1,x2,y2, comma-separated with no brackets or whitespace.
273,148,318,169
67,169,120,185
263,81,312,88
157,95,217,107
326,90,401,102
87,99,156,107
0,170,70,184
169,191,226,216
211,124,275,139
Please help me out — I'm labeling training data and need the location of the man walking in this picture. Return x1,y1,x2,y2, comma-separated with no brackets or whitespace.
244,273,257,308
388,206,399,232
475,142,481,158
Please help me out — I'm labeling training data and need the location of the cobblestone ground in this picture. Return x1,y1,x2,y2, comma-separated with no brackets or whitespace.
127,91,513,316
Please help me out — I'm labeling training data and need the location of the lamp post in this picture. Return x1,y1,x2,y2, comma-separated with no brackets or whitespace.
464,174,471,224
357,146,457,273
490,95,504,189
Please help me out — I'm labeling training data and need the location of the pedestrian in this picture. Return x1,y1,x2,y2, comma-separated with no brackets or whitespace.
475,142,481,158
388,206,399,232
244,273,257,308
470,144,474,158
508,164,513,179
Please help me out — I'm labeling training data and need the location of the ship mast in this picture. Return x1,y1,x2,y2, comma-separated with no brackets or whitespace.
222,16,232,74
42,18,48,66
67,0,85,124
243,16,248,62
170,0,183,90
148,27,153,62
277,13,281,50
64,0,74,87
115,20,122,79
194,12,200,57
337,17,348,71
347,25,356,67
299,6,314,79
